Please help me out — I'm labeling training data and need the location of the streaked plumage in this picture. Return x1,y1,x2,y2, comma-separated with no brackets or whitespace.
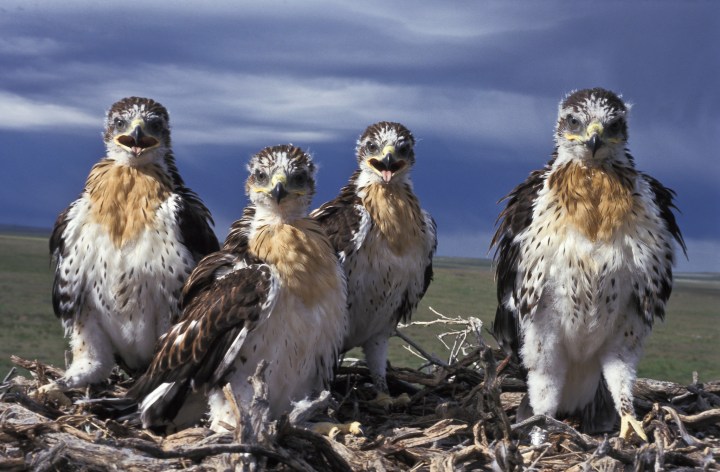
312,122,436,396
492,88,685,439
129,145,347,432
49,97,218,388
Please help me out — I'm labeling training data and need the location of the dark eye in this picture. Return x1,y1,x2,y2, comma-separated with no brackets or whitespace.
290,172,308,187
148,118,163,133
254,170,268,184
366,141,379,154
566,115,582,132
606,119,623,135
396,144,411,158
114,118,127,130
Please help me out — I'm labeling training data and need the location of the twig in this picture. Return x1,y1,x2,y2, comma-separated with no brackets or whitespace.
110,437,309,469
511,415,598,451
393,329,449,368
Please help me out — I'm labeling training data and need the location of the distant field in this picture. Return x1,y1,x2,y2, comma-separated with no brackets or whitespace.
1,232,718,384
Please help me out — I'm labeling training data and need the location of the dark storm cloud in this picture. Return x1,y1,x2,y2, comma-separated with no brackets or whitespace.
0,1,717,271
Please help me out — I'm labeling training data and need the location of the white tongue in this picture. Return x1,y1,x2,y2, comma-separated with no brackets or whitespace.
382,170,393,182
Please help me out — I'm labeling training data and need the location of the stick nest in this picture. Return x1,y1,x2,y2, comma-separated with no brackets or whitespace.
1,313,718,471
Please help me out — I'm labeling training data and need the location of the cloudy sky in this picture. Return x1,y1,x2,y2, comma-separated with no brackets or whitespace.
1,1,718,271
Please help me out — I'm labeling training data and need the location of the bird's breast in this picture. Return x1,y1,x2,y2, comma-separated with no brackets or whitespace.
547,162,637,243
361,183,424,255
249,219,342,307
85,161,173,247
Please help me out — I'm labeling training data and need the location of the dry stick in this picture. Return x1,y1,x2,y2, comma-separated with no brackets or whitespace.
661,405,704,447
2,367,16,384
248,360,272,443
526,443,553,470
674,408,720,428
288,390,333,426
477,346,524,470
511,415,598,451
281,426,353,472
109,437,309,470
394,329,449,368
654,425,666,472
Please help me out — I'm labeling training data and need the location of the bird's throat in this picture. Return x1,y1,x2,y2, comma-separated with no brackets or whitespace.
86,161,173,247
548,163,636,242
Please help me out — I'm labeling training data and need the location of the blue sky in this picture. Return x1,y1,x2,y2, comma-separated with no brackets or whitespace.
1,1,718,271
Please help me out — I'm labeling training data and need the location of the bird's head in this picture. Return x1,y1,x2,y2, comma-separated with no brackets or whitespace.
356,121,416,186
246,145,316,221
555,88,630,165
104,97,170,166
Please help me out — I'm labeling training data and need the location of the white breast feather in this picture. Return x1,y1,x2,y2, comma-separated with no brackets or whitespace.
60,192,195,370
515,176,673,413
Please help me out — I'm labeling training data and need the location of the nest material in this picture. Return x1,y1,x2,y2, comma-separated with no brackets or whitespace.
1,315,718,471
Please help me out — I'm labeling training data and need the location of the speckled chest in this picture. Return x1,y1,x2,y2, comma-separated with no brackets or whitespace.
515,166,666,346
343,184,430,345
233,220,347,415
63,165,195,327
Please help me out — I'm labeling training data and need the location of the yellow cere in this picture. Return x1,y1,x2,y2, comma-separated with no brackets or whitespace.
271,173,287,186
586,122,604,137
382,145,395,156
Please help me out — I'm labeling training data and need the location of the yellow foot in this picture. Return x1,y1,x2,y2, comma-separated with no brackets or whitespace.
35,382,73,408
620,414,647,441
372,392,412,409
310,421,363,437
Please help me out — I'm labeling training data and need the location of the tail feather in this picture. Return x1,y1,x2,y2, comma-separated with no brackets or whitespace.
579,378,618,434
138,381,207,431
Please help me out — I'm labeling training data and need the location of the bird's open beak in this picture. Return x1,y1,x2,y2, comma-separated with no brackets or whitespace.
367,146,407,183
115,121,160,156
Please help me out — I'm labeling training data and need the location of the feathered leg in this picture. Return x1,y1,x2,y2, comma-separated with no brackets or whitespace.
37,310,115,401
363,332,410,408
520,321,567,419
363,334,390,394
62,310,116,387
600,353,647,441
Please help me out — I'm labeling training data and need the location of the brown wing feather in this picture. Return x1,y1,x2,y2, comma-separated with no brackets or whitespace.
491,161,549,356
50,203,80,321
635,173,686,322
311,170,364,259
128,258,273,409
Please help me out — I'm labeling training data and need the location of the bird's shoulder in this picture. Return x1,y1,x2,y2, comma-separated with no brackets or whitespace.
638,172,686,255
492,164,550,250
181,206,259,306
490,161,550,355
162,154,219,260
311,171,368,257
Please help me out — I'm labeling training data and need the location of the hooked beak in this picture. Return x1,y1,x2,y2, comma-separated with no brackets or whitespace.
270,182,288,203
367,146,407,183
585,133,602,156
115,123,160,156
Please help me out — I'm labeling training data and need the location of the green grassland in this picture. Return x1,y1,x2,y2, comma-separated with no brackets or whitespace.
1,233,718,384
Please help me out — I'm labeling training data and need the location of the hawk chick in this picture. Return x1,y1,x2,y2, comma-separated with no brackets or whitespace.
50,96,218,389
492,88,685,440
312,122,437,401
129,145,348,432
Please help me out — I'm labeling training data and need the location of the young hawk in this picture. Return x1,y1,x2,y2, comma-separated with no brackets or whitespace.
49,97,218,389
312,122,437,403
492,88,685,440
128,145,348,432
